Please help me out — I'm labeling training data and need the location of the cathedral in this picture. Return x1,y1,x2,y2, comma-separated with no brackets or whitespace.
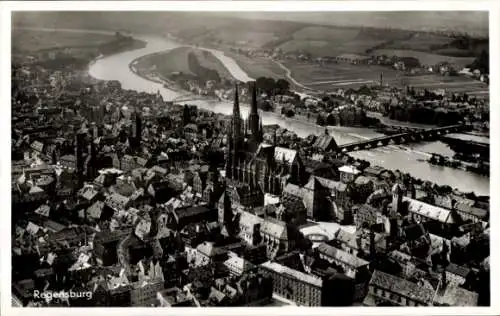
224,82,305,197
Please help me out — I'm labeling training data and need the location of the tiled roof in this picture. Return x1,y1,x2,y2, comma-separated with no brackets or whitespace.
445,263,470,278
261,217,288,240
283,183,303,197
136,157,148,167
87,201,105,219
35,204,51,217
105,193,130,210
149,165,167,175
434,285,478,306
388,250,412,264
197,241,225,257
111,182,136,197
224,256,255,273
238,211,264,232
363,166,385,177
315,176,347,192
369,270,434,304
29,186,45,194
356,203,379,224
78,186,99,201
174,205,212,220
454,202,488,219
31,140,44,152
129,188,145,201
334,229,358,249
261,261,322,288
60,155,76,163
317,243,368,268
304,177,321,191
274,147,297,164
354,176,372,186
43,220,66,233
404,197,455,224
313,135,337,151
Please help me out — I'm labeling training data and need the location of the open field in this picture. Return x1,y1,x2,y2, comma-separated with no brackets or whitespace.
279,26,387,57
279,39,386,57
372,49,475,68
291,26,360,42
382,32,452,51
215,30,278,47
135,46,235,80
224,51,286,80
277,26,413,57
185,18,306,48
12,29,116,53
283,61,488,95
284,62,402,90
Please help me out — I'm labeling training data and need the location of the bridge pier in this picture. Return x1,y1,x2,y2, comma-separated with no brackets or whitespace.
336,124,467,153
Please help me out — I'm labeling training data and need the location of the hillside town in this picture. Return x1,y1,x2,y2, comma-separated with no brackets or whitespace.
11,46,490,308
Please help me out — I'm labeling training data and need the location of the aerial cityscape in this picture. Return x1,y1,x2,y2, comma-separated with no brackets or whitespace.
10,10,490,307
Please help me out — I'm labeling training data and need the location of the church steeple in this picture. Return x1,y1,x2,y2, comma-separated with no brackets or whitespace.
248,81,263,146
227,82,244,181
134,108,142,152
231,82,243,140
250,81,258,116
233,82,241,120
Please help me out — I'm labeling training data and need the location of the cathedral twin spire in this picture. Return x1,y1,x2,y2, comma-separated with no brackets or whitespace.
226,81,263,180
231,81,262,143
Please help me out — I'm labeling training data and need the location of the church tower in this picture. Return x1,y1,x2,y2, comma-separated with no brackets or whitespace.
86,133,98,180
134,109,142,152
218,189,235,236
248,81,263,148
392,183,403,213
227,83,244,180
75,129,86,188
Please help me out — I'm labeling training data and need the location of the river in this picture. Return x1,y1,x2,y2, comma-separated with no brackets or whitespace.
44,30,486,196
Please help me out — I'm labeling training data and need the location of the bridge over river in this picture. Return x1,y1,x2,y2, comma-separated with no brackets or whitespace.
336,124,470,153
172,95,208,103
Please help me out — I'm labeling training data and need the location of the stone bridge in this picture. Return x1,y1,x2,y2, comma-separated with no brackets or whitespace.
172,94,207,103
336,124,470,153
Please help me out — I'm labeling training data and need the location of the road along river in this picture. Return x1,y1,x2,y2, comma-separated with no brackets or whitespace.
38,30,485,196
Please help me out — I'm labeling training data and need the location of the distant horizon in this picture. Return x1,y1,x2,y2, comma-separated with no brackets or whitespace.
206,11,489,37
12,11,489,38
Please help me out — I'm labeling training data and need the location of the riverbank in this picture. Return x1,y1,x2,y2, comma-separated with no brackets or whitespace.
127,53,380,136
126,55,490,199
88,33,489,196
129,54,187,94
426,153,489,176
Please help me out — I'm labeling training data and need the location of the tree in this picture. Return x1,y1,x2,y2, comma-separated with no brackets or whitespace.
358,85,372,96
284,109,295,118
468,49,489,74
275,79,290,94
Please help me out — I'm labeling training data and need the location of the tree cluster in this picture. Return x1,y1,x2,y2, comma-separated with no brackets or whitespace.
255,76,291,96
316,107,370,127
467,49,489,74
385,104,463,126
